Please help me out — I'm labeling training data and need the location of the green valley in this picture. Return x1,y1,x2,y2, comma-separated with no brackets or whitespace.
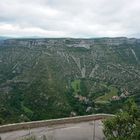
0,37,140,124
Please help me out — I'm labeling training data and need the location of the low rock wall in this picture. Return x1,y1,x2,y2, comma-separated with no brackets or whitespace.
0,114,114,133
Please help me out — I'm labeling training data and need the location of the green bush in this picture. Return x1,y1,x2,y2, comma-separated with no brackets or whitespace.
103,98,140,140
22,136,36,140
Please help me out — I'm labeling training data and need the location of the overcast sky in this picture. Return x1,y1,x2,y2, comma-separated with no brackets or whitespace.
0,0,140,38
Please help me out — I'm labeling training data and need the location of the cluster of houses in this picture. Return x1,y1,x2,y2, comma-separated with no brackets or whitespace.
111,90,130,101
74,94,89,103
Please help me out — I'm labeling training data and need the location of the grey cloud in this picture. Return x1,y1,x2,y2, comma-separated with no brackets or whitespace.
0,0,140,37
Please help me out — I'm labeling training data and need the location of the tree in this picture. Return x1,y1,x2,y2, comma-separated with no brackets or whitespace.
103,98,140,140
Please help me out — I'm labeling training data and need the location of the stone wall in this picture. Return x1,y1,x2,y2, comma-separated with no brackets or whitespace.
0,114,114,133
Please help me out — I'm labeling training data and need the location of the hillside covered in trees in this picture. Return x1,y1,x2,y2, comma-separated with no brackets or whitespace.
0,37,140,124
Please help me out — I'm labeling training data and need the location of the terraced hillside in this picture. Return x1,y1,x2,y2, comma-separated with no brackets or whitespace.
0,37,140,124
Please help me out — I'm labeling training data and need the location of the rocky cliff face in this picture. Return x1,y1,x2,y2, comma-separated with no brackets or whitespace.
1,37,140,46
0,37,140,124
